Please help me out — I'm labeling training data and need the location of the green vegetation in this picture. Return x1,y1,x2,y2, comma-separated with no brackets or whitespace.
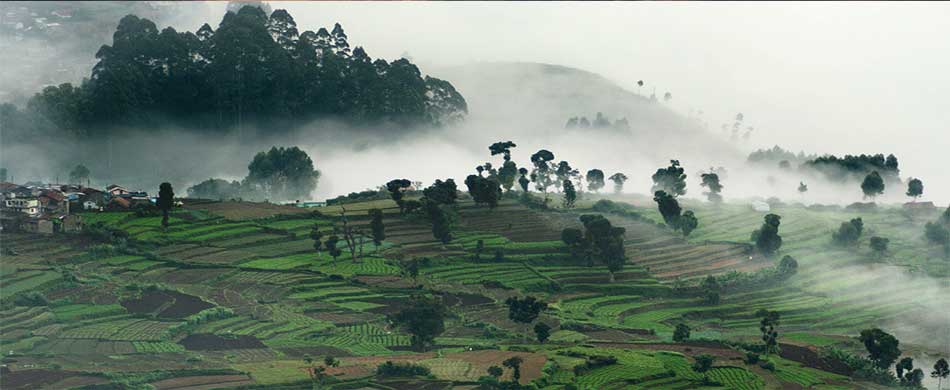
2,174,945,389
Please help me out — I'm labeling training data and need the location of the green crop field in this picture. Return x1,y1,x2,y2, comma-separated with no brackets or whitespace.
3,193,945,390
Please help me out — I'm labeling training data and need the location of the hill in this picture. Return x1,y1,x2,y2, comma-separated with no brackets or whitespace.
433,62,741,162
3,190,944,389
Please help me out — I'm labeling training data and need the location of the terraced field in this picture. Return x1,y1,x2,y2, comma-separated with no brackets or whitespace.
1,196,943,389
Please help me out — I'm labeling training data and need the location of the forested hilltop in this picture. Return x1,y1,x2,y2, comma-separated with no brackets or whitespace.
0,6,468,140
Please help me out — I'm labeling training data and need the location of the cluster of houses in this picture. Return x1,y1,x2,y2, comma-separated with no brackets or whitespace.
0,182,152,234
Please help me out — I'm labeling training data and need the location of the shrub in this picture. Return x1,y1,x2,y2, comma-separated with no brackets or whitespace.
832,218,863,246
14,292,48,307
376,361,431,377
572,354,618,375
744,351,760,365
759,360,775,371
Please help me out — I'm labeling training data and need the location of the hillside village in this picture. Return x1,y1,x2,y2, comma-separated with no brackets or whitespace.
0,181,170,234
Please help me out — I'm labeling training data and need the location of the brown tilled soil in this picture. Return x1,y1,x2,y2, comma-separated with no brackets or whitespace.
121,290,214,319
379,379,454,390
439,292,494,307
184,201,311,220
778,343,852,376
179,334,266,350
150,374,254,390
0,368,98,390
279,346,354,358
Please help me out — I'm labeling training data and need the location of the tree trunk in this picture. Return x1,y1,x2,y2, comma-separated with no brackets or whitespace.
609,271,615,283
162,209,169,229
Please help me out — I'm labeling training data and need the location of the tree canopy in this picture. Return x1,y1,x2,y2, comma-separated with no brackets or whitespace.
245,146,320,201
859,328,901,369
4,6,467,140
392,294,447,351
906,178,923,200
752,214,783,256
861,171,885,199
700,172,723,203
608,172,628,194
651,160,687,197
585,169,605,193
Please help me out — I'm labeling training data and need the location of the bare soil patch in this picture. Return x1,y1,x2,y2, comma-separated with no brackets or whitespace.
0,368,98,390
279,346,354,358
778,343,852,376
151,374,254,390
121,290,213,319
184,201,310,220
179,333,266,350
439,292,494,307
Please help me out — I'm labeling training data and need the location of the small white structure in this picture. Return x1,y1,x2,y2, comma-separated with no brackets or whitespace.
751,201,771,212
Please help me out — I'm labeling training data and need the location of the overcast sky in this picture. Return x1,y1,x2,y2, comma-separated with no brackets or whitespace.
201,1,948,197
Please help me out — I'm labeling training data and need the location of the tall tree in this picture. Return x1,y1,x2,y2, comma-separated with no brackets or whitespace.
529,150,556,195
608,172,628,194
586,169,605,193
157,182,175,229
861,171,885,200
369,208,385,251
245,146,320,201
554,161,579,192
423,198,452,244
752,214,783,256
579,214,626,282
700,173,723,203
517,168,530,192
653,191,682,228
562,180,577,209
933,358,949,390
392,294,446,351
505,296,548,341
859,328,902,369
464,175,501,209
502,356,524,384
652,160,687,197
423,179,458,205
757,309,780,356
386,179,412,213
534,322,551,343
325,235,342,262
906,178,923,202
310,224,323,254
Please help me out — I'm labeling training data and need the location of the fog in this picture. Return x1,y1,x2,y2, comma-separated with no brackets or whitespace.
3,1,948,205
270,1,950,204
0,1,948,379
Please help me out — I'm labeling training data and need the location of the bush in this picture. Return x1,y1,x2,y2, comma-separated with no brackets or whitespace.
759,360,775,371
14,292,49,307
925,222,950,245
572,354,618,375
376,361,431,377
744,351,760,365
832,218,864,246
821,347,897,386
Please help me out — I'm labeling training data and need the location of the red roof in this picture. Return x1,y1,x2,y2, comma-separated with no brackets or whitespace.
40,190,66,202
